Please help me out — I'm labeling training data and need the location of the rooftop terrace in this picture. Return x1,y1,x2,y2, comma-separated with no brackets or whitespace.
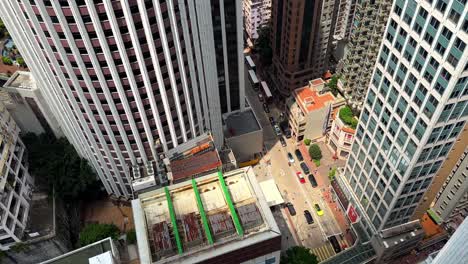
132,167,279,264
294,78,336,113
4,71,34,90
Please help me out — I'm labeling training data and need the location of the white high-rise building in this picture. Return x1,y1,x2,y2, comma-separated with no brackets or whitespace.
340,0,468,238
0,0,245,198
243,0,271,43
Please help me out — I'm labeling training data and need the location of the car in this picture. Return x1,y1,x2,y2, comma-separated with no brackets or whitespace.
269,116,275,126
308,174,318,187
300,162,310,174
258,93,264,102
279,121,291,138
295,149,304,161
287,152,295,163
263,103,270,113
314,203,324,216
273,125,282,136
329,236,342,253
279,136,287,147
304,210,314,224
296,171,305,184
286,202,296,216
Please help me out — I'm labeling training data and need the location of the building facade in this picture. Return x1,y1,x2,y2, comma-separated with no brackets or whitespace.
286,78,345,142
0,103,34,250
413,127,468,221
0,0,245,198
270,0,342,94
430,145,468,227
243,0,271,43
1,71,63,137
327,107,356,160
338,1,392,111
425,217,468,264
340,0,468,238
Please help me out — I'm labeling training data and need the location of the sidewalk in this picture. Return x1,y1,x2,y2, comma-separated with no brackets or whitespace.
298,141,354,245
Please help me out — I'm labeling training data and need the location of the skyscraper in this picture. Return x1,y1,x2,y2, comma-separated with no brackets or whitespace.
270,0,342,94
338,1,392,111
340,0,467,238
0,0,245,198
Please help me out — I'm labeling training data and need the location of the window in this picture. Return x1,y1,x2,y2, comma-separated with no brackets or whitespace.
424,95,439,118
435,0,448,13
424,32,434,45
454,38,466,52
441,27,453,41
429,17,440,30
448,9,461,23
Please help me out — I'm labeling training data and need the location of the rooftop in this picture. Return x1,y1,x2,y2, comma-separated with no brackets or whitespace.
224,109,261,137
41,238,117,264
4,71,34,90
170,150,221,182
294,78,336,113
332,107,357,133
132,168,280,264
378,220,425,249
168,134,221,182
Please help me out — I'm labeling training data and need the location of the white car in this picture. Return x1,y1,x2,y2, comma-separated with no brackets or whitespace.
274,125,282,136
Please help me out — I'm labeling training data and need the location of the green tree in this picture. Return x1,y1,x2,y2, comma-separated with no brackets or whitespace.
21,133,102,201
2,57,12,65
326,75,341,96
254,26,273,65
328,167,337,181
309,144,322,161
16,57,26,67
339,106,358,129
79,223,120,246
280,246,318,264
303,138,311,146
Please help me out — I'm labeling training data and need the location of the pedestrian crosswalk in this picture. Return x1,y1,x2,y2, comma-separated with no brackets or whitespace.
310,237,350,262
311,243,336,262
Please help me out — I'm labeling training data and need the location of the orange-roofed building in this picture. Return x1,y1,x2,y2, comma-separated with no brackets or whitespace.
286,78,345,142
326,106,357,160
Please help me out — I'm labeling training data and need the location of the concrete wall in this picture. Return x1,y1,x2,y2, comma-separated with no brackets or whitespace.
304,106,329,141
1,236,69,264
226,129,263,163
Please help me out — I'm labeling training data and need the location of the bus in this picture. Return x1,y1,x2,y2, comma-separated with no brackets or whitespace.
261,81,273,102
245,55,256,71
248,69,259,90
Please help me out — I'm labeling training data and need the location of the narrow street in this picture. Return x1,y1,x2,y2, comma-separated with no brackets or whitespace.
244,65,349,261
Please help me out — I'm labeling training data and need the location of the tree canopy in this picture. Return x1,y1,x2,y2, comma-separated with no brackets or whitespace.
79,223,120,246
22,133,102,201
254,26,273,65
339,106,358,129
309,144,322,161
280,246,319,264
326,75,341,96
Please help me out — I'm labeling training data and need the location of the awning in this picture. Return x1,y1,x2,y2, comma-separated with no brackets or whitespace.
259,179,284,207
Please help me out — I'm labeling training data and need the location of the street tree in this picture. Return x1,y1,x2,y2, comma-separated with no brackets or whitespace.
309,144,322,161
79,223,120,246
280,246,319,264
254,26,273,65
